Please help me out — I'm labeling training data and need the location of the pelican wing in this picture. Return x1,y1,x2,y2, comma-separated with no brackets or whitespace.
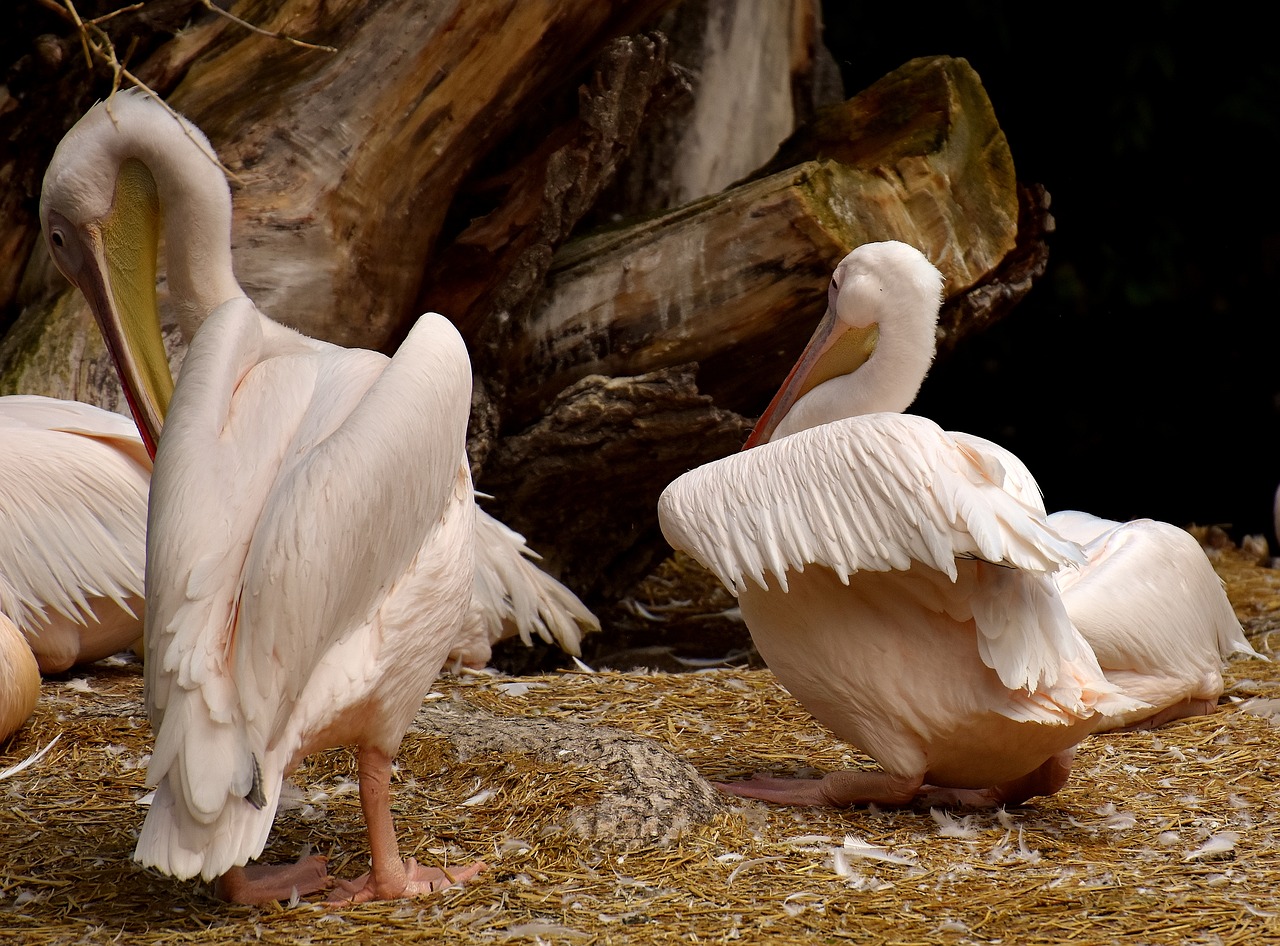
658,412,1086,597
0,396,149,633
233,312,473,736
460,505,598,661
141,304,471,875
1054,515,1260,671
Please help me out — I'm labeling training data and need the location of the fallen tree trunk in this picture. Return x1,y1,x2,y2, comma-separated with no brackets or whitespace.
0,0,1045,618
493,55,1020,428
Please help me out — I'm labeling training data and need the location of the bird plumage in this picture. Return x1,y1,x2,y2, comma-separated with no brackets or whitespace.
0,395,148,673
39,89,520,901
659,240,1247,808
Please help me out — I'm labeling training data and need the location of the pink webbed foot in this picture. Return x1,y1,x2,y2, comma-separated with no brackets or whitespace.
716,770,924,808
214,854,330,904
326,858,486,905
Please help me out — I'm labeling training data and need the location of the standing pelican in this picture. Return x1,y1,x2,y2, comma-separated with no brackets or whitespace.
40,90,495,904
1,395,149,673
659,241,1246,809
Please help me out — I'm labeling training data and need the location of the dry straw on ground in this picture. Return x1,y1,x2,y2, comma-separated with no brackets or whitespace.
2,536,1279,944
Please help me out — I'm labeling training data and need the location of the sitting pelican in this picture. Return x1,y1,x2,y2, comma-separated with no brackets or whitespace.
1,395,149,673
1,611,39,742
39,90,534,903
658,241,1249,809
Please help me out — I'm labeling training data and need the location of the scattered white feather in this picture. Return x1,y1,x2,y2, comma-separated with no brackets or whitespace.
1157,831,1181,846
834,835,917,867
495,681,546,697
498,838,531,855
988,828,1040,864
570,656,595,673
0,734,60,781
1238,697,1280,726
460,788,497,807
930,808,980,839
829,854,894,892
503,921,591,940
726,856,784,884
64,677,94,693
1184,832,1239,861
1094,803,1137,830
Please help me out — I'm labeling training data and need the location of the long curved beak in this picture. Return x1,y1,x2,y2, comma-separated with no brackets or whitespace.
743,285,879,449
59,158,173,459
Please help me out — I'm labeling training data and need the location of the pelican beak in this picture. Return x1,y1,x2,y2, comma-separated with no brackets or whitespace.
47,158,172,459
743,286,880,449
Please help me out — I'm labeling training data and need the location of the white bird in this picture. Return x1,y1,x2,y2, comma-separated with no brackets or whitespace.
658,240,1245,809
1046,509,1257,731
0,395,149,673
1,611,39,742
38,90,530,904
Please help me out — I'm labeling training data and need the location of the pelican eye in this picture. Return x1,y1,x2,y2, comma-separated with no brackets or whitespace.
51,230,65,248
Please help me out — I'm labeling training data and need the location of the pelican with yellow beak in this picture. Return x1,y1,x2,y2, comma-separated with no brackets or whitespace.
659,241,1252,808
38,90,523,904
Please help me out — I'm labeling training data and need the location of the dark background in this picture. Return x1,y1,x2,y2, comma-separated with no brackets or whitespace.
821,3,1280,545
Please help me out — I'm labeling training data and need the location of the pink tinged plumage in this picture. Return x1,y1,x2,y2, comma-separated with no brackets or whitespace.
659,240,1243,810
0,395,149,674
39,91,489,903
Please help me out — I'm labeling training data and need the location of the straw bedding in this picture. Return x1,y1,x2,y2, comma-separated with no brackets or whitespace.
2,533,1278,944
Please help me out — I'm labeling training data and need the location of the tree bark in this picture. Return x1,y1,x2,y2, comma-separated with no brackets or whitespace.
0,3,1045,617
494,55,1020,430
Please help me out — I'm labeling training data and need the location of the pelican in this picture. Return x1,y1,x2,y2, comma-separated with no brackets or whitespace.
38,90,521,903
1,612,39,741
658,241,1247,809
1046,509,1257,731
1,395,149,673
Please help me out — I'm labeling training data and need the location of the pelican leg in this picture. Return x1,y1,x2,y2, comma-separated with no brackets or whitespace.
327,746,485,904
214,854,329,904
716,770,925,807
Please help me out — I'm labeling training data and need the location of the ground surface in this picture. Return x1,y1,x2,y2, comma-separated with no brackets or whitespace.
2,538,1278,945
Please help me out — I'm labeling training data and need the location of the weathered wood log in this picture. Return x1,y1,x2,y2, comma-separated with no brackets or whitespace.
480,366,751,598
418,32,686,351
495,55,1021,427
1,0,679,402
170,0,680,349
601,0,839,214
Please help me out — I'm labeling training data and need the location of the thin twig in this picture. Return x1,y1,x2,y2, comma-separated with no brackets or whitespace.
198,0,337,53
57,0,246,183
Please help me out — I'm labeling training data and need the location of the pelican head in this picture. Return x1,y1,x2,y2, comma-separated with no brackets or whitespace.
744,240,944,447
40,90,241,457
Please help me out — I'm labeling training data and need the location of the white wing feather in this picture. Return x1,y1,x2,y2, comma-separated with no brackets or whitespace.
138,304,472,879
1052,513,1259,728
0,396,149,633
658,412,1118,705
460,506,598,661
659,413,1085,597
